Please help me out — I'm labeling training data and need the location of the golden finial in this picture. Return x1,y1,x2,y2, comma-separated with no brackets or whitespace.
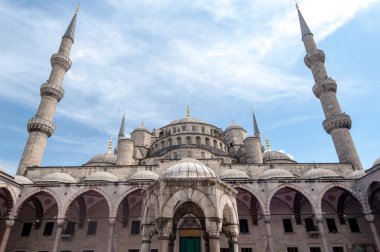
265,136,271,151
141,121,144,127
107,137,112,154
186,105,190,119
232,120,236,125
76,3,80,13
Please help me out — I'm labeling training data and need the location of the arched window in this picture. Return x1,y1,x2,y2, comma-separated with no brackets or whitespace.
173,127,176,133
213,140,217,148
201,152,205,159
192,125,196,131
186,136,192,145
173,152,177,159
201,127,205,134
196,136,201,145
187,150,192,157
161,141,165,148
205,138,210,146
182,126,186,132
177,137,182,145
219,143,223,149
168,138,172,146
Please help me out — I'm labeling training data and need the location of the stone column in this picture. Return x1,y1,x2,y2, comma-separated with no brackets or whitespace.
264,215,275,252
52,219,65,252
159,236,170,251
228,235,238,252
365,214,380,251
0,219,15,252
209,235,220,252
315,215,329,252
107,217,116,252
141,225,153,252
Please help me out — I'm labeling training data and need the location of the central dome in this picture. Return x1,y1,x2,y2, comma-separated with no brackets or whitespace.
162,158,217,178
166,118,214,127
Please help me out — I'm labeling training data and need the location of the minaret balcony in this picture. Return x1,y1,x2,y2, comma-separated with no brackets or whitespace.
40,82,65,101
304,49,325,68
312,78,337,98
323,113,352,134
27,117,56,137
50,53,72,71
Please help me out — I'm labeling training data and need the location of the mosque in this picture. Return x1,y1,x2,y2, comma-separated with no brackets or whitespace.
1,4,380,252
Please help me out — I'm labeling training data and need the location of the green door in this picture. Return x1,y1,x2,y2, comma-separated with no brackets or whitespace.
180,237,201,252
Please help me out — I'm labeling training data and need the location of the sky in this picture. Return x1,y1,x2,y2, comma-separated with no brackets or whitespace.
0,0,380,175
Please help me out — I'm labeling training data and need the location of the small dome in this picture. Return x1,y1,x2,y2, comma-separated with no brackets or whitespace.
264,151,296,163
347,170,366,179
85,153,117,166
372,157,380,167
225,123,246,132
129,170,159,181
162,158,217,178
83,171,118,182
303,168,340,179
259,168,295,180
219,169,250,180
36,172,77,183
14,175,33,184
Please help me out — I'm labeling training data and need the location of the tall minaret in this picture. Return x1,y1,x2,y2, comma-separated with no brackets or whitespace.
244,111,263,164
17,8,79,175
297,5,362,170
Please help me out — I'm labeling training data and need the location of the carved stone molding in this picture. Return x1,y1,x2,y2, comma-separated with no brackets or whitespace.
312,78,337,98
304,49,325,68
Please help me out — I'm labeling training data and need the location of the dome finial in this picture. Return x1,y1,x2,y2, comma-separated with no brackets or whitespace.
76,3,80,13
141,121,144,127
232,120,236,125
186,105,190,119
295,0,299,9
266,136,271,151
108,137,113,154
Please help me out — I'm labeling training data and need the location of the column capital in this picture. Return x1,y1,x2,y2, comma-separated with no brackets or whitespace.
56,218,65,227
5,219,15,227
264,214,271,223
109,217,117,226
365,214,376,223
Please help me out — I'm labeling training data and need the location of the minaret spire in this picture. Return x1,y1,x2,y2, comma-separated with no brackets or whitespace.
296,5,363,170
17,7,78,175
118,112,126,138
252,110,260,139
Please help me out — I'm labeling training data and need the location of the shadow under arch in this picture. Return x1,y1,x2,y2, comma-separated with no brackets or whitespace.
0,187,14,217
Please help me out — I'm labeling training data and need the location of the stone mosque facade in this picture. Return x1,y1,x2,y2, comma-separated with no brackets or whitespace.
1,5,380,252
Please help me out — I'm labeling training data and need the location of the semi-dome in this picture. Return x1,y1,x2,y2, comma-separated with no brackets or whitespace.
264,151,296,163
162,158,217,178
36,172,77,183
259,168,295,180
14,175,33,184
83,171,118,182
347,170,366,179
372,157,380,167
129,170,159,181
85,153,117,166
302,168,340,179
219,169,250,180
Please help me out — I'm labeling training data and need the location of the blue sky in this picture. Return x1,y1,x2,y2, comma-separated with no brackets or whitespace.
0,0,379,174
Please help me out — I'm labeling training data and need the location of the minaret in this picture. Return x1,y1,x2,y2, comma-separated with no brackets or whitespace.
297,5,363,170
116,114,135,166
244,112,263,164
17,8,79,175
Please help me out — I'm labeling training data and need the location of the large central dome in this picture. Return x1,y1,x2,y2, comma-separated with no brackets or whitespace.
162,158,217,178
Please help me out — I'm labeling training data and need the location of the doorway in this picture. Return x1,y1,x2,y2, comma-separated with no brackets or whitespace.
180,237,201,252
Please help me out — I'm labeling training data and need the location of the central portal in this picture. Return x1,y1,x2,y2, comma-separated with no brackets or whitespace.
180,237,201,252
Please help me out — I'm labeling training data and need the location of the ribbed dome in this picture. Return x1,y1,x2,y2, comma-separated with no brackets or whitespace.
263,151,296,163
347,170,366,179
162,158,217,178
83,171,118,182
130,170,159,181
219,169,250,180
14,175,33,184
372,157,380,167
303,168,340,179
85,153,117,166
259,169,295,180
36,172,77,183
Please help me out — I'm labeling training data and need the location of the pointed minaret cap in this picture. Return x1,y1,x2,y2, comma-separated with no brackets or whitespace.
296,3,313,40
252,110,260,138
118,112,126,138
63,5,79,42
